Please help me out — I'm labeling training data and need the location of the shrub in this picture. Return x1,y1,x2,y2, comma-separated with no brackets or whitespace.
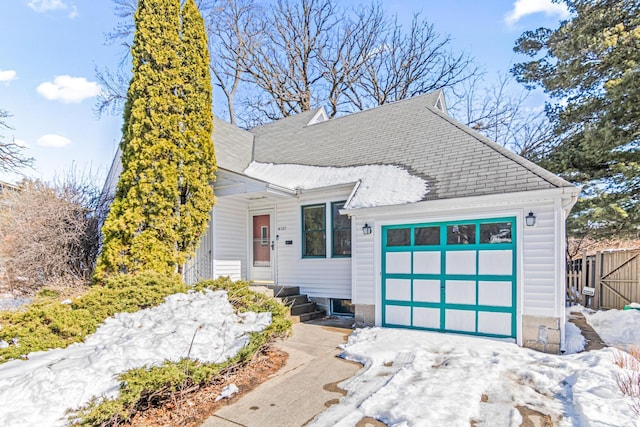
613,346,640,417
0,271,185,363
0,173,107,294
74,278,292,425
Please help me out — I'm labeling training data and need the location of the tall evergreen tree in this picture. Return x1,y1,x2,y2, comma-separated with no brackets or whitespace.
95,0,216,279
512,0,640,239
176,0,216,268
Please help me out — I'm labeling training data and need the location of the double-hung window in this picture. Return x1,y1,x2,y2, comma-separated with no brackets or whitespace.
331,201,351,257
302,201,351,258
302,204,326,257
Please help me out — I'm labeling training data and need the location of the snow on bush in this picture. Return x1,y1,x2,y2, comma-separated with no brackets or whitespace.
0,290,270,426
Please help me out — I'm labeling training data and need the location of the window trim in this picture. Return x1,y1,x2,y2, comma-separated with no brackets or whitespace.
331,201,352,258
302,203,327,258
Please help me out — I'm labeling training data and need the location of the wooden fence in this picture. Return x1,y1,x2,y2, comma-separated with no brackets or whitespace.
567,249,640,309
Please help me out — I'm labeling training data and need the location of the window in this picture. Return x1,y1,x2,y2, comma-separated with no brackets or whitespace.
331,299,355,316
302,204,326,257
446,224,476,245
387,228,411,246
414,226,439,246
332,201,351,257
260,226,269,246
480,222,512,244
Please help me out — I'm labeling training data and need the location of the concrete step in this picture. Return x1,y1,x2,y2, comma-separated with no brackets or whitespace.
290,302,318,316
276,294,309,306
249,285,300,298
270,285,301,297
288,310,325,324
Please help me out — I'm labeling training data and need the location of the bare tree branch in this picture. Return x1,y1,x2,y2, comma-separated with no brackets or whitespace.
449,72,555,158
0,110,33,173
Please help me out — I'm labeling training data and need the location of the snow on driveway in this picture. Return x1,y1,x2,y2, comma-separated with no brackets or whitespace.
312,327,638,427
0,290,271,426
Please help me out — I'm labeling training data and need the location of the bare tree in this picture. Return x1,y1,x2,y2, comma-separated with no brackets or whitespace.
0,172,105,293
205,0,263,125
346,13,476,110
98,0,479,126
449,72,554,158
0,109,33,173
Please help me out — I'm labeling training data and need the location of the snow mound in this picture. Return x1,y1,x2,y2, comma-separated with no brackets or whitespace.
310,328,637,427
244,162,428,209
564,321,586,354
583,308,640,350
0,290,271,426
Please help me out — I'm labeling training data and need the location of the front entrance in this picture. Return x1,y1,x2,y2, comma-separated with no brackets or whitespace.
381,217,517,338
250,210,275,282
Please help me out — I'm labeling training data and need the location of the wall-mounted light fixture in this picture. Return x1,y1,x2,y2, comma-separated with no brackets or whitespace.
525,211,536,227
362,223,373,235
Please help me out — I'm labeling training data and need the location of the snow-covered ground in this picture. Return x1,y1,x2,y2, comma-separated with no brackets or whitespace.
0,290,271,426
0,294,31,311
312,308,640,427
573,304,640,351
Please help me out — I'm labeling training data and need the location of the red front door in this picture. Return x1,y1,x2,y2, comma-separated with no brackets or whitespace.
252,214,271,267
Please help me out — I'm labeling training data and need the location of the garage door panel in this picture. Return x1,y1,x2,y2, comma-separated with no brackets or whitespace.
445,280,476,305
445,309,476,332
413,279,441,302
478,250,513,275
478,312,512,335
445,250,476,275
385,305,411,326
413,251,441,274
386,252,411,274
478,281,512,306
386,279,411,301
413,307,440,329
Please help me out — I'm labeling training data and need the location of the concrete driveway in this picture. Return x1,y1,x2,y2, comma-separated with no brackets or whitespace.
202,319,359,427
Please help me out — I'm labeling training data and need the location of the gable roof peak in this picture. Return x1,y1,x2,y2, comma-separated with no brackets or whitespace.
306,106,328,126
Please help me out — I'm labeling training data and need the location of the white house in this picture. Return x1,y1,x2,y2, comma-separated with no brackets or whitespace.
104,90,580,353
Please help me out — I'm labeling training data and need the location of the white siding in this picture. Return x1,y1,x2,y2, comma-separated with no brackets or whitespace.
183,210,214,284
212,197,248,280
353,216,376,304
250,189,352,299
521,201,558,317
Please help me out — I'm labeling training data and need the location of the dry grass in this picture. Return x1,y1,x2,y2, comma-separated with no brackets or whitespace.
613,346,640,417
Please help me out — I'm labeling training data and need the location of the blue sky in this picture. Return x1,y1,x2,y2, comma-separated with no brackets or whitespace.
0,0,569,184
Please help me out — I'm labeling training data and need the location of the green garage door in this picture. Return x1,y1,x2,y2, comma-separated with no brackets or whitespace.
382,218,516,338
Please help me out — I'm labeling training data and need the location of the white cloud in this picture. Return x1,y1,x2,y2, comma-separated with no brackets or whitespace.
27,0,68,13
37,134,71,148
0,70,17,83
68,5,78,19
37,75,101,103
505,0,570,25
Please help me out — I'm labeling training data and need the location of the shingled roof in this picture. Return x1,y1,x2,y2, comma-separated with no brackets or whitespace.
213,90,574,202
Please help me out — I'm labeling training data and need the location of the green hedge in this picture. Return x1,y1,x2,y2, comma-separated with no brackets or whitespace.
0,272,186,363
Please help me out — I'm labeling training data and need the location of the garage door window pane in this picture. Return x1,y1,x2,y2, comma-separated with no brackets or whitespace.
387,228,410,246
480,222,512,244
415,226,440,246
447,224,475,245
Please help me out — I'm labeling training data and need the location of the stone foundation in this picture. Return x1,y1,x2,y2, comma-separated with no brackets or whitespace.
308,297,329,314
522,315,561,354
355,304,375,327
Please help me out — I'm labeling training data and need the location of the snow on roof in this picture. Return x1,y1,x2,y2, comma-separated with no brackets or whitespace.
243,162,428,209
